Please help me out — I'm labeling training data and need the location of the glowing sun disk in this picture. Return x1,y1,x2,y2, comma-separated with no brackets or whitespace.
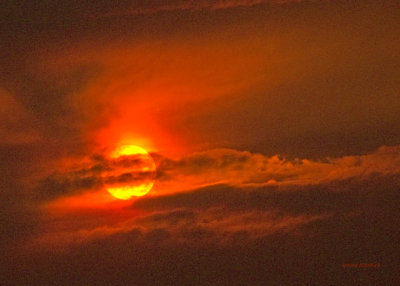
107,183,154,200
106,144,156,200
111,145,149,158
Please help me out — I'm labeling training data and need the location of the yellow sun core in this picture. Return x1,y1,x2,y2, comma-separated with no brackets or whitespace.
106,145,156,200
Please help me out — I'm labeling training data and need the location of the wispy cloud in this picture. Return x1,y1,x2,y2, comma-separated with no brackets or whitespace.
93,0,308,18
30,170,400,253
155,145,400,193
35,153,156,200
30,144,400,251
35,144,400,201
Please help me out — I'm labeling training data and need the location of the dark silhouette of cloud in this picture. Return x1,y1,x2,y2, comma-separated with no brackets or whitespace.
35,153,156,200
33,144,400,202
4,152,400,285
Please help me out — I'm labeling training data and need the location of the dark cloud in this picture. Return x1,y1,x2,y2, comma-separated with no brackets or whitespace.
134,173,400,215
180,226,217,242
157,149,251,177
0,0,302,25
35,153,156,200
36,172,102,200
262,175,398,216
152,146,400,198
104,171,154,184
137,209,198,225
33,144,400,201
135,184,240,210
3,161,399,284
4,172,398,285
144,228,172,244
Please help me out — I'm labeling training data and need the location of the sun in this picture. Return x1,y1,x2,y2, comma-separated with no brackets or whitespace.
105,145,156,200
111,145,149,158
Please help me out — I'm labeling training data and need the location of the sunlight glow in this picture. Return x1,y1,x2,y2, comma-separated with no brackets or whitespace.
106,144,156,200
111,144,149,158
107,183,154,200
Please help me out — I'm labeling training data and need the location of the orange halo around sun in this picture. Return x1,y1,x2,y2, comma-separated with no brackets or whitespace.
106,145,156,200
111,145,149,158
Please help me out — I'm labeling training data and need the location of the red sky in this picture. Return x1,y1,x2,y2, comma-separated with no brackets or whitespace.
1,0,399,285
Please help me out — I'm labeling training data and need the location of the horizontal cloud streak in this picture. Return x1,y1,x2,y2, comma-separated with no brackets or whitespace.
35,153,156,200
35,144,400,201
155,145,400,194
93,0,308,18
30,171,400,254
